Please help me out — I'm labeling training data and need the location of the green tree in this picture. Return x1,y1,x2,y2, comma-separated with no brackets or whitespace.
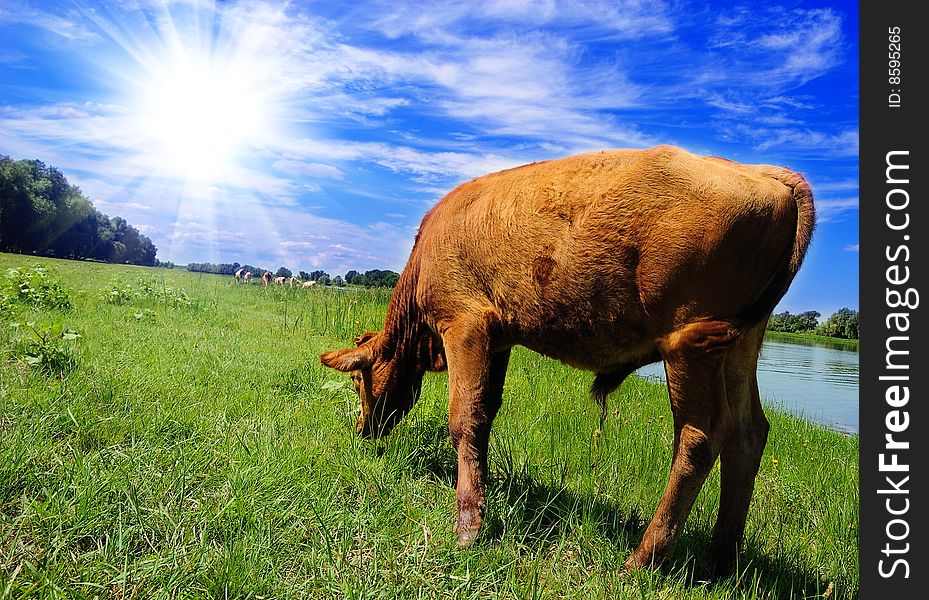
817,308,859,340
767,310,820,333
797,310,821,332
240,265,263,277
361,269,400,288
1,155,157,265
0,156,42,251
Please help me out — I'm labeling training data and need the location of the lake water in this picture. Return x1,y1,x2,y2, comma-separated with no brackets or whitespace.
635,338,859,434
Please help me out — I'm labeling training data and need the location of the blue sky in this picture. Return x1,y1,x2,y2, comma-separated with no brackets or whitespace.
0,0,858,316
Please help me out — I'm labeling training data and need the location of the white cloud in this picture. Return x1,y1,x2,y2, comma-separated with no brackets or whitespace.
815,197,859,223
284,137,526,183
757,129,858,156
368,0,673,40
273,160,344,179
70,177,124,203
0,102,137,155
135,223,163,235
808,178,858,193
238,207,413,274
709,7,845,89
754,9,845,86
223,7,656,151
761,96,818,111
0,3,102,43
396,32,651,149
104,201,151,211
724,124,858,157
703,93,755,114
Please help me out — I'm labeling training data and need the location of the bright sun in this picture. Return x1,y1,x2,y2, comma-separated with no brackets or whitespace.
135,53,274,181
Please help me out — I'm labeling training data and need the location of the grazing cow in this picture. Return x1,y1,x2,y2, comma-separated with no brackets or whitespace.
243,271,253,284
275,276,286,286
289,276,298,287
320,146,814,575
262,271,272,285
302,280,317,288
234,268,246,284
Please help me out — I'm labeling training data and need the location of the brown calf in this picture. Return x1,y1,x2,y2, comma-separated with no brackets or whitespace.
320,145,814,574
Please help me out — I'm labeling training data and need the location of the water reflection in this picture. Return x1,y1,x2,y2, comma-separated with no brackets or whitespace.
635,339,859,434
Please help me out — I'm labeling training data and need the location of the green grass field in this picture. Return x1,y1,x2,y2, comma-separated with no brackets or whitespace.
0,254,859,599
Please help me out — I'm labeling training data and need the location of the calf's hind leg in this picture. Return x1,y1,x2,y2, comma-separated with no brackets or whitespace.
708,324,769,575
625,322,735,570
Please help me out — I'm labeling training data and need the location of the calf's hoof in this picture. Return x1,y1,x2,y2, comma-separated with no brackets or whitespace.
704,548,738,578
454,505,484,548
622,545,667,572
622,553,644,572
456,528,480,548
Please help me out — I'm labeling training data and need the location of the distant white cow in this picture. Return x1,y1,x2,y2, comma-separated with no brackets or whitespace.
289,276,298,287
275,276,286,286
234,268,246,284
243,271,253,284
302,280,317,289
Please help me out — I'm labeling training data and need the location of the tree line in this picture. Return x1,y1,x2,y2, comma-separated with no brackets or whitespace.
186,262,401,288
186,262,265,277
296,268,399,287
766,308,859,340
1,156,157,265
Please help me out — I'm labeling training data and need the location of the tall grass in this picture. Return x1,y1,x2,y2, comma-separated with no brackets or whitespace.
0,254,859,599
764,331,859,352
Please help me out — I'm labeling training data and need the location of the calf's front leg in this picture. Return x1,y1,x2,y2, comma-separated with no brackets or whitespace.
443,316,509,547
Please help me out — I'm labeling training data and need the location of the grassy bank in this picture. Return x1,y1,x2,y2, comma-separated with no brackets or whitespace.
764,330,859,352
0,254,859,599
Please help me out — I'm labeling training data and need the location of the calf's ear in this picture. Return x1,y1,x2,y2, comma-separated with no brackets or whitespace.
320,346,375,372
353,332,379,347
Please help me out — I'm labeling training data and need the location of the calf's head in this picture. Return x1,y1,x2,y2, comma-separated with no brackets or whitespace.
320,332,445,438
